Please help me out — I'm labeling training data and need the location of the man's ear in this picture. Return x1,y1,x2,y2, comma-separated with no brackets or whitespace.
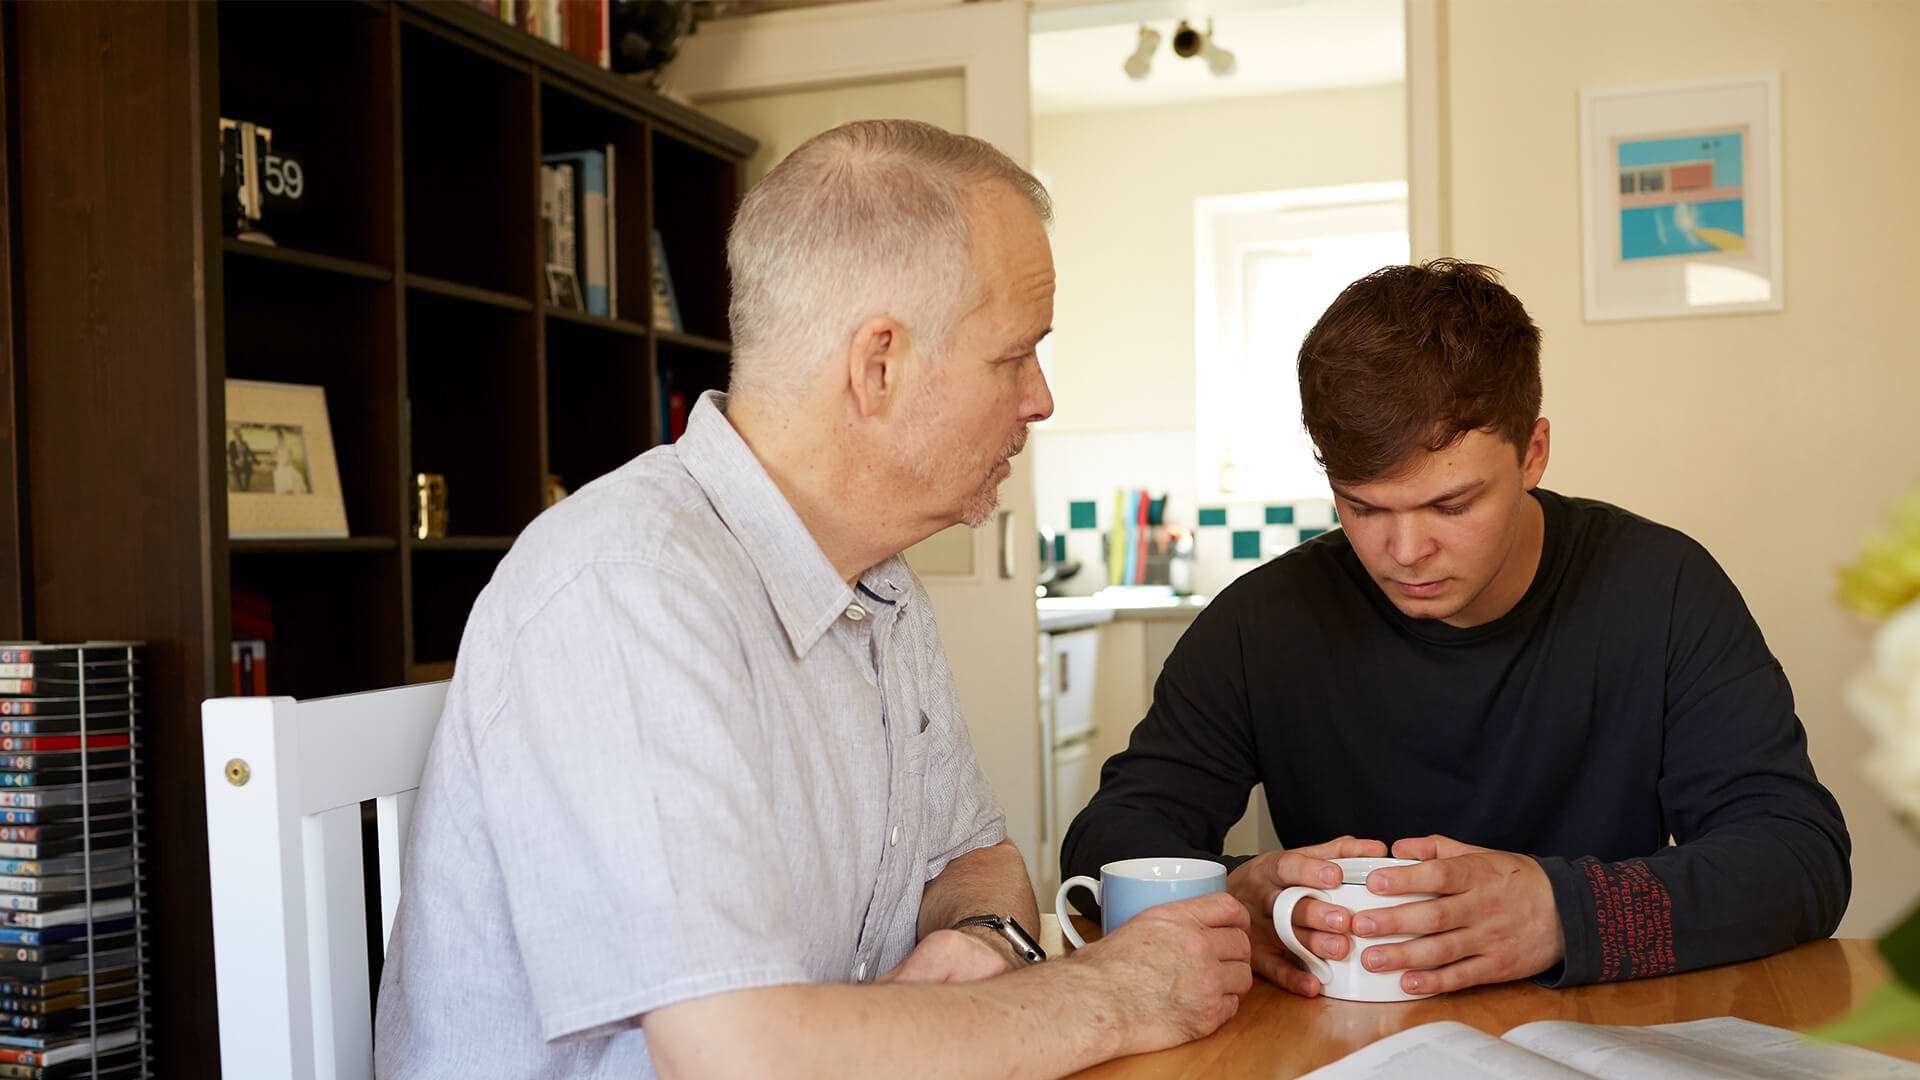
1521,417,1551,488
846,315,908,420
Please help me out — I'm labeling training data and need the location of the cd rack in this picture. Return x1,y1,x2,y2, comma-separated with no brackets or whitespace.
0,642,150,1078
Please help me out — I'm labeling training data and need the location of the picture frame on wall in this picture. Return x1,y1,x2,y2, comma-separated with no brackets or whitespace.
224,379,349,539
1579,73,1782,322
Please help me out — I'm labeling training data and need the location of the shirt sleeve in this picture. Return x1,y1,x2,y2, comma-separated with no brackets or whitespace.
1535,541,1852,987
473,562,811,1042
1059,596,1262,894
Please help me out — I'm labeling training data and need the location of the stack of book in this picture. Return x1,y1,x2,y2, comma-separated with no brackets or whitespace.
541,147,617,319
0,644,148,1078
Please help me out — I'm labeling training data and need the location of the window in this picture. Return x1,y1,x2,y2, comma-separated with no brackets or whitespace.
1195,182,1408,502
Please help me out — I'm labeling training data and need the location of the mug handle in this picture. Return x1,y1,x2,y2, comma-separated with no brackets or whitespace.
1273,886,1337,986
1054,875,1101,950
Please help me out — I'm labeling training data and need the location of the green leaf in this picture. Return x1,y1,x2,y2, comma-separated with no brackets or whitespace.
1809,980,1920,1046
1882,899,1920,990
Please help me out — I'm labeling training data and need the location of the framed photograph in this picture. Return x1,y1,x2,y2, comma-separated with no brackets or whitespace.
545,264,584,312
1580,73,1782,321
224,379,349,539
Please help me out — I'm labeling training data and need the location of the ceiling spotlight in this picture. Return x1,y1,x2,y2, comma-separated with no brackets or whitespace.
1122,24,1160,81
1171,19,1204,59
1201,20,1236,76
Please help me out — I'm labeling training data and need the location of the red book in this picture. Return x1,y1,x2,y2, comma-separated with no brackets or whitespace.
0,734,129,753
1134,489,1150,584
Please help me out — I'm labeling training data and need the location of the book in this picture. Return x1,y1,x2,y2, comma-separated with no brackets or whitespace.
0,804,132,829
230,639,267,696
0,736,129,753
0,898,133,929
649,229,681,332
0,935,136,964
0,947,137,982
0,805,132,830
0,1046,144,1079
0,765,131,790
543,150,609,315
0,918,135,947
0,851,132,878
604,142,617,317
1299,1017,1920,1079
0,887,134,913
0,823,133,845
0,1027,137,1066
0,834,133,861
0,702,134,722
0,783,131,810
0,970,135,1001
0,648,136,667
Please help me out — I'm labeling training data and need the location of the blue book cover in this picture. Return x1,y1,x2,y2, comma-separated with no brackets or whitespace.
542,150,609,315
0,916,133,946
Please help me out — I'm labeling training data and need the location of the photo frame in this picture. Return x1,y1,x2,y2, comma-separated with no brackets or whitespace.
224,379,349,539
1580,73,1782,322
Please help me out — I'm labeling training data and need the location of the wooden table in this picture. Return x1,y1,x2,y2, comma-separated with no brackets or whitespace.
1038,917,1920,1077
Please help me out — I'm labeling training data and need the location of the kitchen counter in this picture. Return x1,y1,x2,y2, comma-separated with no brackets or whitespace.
1036,592,1208,633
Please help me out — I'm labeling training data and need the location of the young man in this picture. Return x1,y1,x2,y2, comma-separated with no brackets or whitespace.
1062,259,1850,997
374,121,1253,1080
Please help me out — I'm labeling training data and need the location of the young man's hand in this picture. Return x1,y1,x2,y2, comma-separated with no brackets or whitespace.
1350,834,1564,994
1224,835,1389,997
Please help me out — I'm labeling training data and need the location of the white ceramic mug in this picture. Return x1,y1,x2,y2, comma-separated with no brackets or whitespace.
1273,856,1439,1002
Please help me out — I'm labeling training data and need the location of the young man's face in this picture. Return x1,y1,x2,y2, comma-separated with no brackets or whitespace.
900,183,1056,527
1330,420,1550,628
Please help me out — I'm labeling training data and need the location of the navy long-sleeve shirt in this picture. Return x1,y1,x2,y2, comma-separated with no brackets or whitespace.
1061,488,1850,986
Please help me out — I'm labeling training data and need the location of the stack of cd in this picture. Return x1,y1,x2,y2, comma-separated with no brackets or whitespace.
0,644,148,1078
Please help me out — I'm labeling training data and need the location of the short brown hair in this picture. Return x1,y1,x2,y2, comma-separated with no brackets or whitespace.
1297,259,1542,484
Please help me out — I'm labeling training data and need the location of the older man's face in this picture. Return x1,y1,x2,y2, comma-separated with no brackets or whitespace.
902,184,1056,527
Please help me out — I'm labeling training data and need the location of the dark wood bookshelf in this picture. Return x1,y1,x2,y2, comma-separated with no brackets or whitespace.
230,537,401,554
2,2,753,1073
657,327,734,355
411,535,519,552
544,304,649,337
405,272,535,312
222,238,394,282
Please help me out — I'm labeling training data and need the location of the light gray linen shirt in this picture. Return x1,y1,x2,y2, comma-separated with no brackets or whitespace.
374,391,1007,1079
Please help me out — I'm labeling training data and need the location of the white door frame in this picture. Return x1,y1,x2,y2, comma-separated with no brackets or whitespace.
1406,0,1449,260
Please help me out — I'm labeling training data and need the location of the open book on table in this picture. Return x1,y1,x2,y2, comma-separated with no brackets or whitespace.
1302,1016,1920,1079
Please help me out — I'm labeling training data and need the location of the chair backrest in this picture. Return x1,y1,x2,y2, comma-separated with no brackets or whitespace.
202,682,448,1080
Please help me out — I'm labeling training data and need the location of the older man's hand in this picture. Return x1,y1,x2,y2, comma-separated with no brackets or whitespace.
1349,834,1564,995
875,927,1011,984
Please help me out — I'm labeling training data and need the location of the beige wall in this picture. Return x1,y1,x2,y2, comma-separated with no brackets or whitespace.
1034,84,1406,435
1444,0,1920,935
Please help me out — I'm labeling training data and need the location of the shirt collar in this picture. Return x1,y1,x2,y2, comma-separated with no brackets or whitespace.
676,390,863,658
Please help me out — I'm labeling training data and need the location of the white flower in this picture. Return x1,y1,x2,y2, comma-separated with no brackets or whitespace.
1850,600,1920,823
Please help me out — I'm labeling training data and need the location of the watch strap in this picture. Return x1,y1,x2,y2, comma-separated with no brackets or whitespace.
952,913,1047,965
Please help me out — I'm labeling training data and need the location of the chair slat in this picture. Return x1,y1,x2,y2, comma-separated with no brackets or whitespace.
375,790,416,952
305,805,373,1080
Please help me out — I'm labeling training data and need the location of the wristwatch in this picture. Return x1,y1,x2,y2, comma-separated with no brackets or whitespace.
951,914,1047,965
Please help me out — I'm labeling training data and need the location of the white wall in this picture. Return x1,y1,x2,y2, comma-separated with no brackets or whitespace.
1442,0,1920,936
1031,84,1405,592
1034,83,1407,438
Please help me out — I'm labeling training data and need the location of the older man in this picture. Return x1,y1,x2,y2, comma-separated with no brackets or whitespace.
375,121,1252,1079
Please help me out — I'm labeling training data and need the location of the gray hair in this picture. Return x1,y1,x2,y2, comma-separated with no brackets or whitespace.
725,119,1052,402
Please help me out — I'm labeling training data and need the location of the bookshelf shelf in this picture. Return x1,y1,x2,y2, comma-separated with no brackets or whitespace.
412,536,519,552
230,537,400,554
544,305,648,337
6,3,752,1068
657,328,733,355
222,239,393,282
405,273,535,312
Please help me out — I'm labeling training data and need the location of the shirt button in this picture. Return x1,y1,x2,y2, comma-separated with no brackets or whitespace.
889,824,900,846
846,605,867,622
855,959,868,981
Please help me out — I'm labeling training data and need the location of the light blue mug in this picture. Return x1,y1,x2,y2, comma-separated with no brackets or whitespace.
1054,857,1228,949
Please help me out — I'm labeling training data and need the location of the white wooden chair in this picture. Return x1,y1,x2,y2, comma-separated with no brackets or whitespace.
201,682,448,1080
